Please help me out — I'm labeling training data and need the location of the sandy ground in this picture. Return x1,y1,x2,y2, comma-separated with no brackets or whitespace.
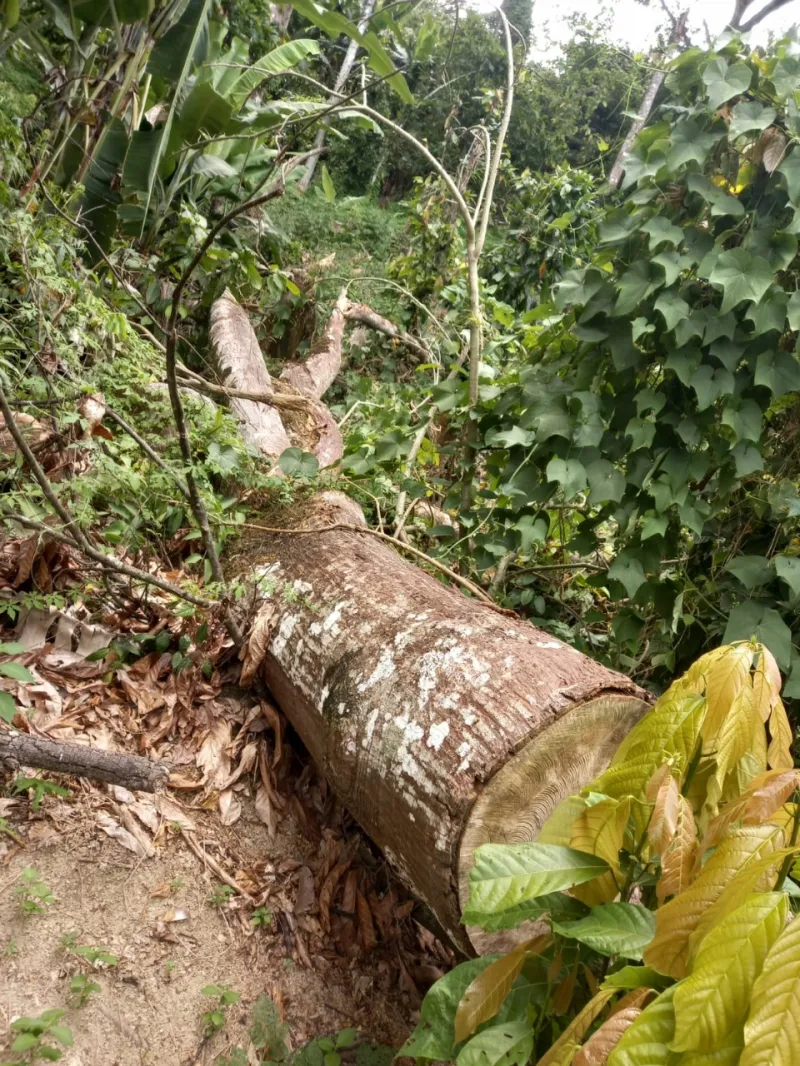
0,788,419,1066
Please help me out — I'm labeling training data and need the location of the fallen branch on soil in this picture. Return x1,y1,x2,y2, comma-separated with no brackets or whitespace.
174,371,312,413
183,830,255,899
0,732,169,792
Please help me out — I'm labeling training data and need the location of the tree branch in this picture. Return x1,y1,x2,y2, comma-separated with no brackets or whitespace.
1,512,218,609
739,0,794,31
0,381,94,554
343,302,430,360
0,732,169,792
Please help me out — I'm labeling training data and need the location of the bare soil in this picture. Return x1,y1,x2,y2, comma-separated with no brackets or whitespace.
0,788,422,1066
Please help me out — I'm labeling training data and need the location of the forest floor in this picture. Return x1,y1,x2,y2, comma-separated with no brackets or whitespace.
0,608,450,1066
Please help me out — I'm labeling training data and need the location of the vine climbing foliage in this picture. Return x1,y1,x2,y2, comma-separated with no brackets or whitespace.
468,29,800,692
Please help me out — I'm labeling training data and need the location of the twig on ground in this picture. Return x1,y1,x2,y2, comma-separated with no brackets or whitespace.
183,831,255,900
1,512,218,609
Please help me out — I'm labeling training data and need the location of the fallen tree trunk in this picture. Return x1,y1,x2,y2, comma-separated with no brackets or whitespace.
235,495,647,953
206,292,649,954
0,732,169,792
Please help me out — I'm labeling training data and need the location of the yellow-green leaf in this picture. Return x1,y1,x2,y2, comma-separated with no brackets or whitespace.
454,935,550,1043
675,1028,743,1064
570,798,631,905
321,163,336,202
608,985,681,1066
645,824,787,978
767,700,794,769
741,906,800,1066
537,990,616,1066
672,893,788,1052
608,696,706,783
538,795,587,847
701,643,755,742
713,683,760,789
690,840,797,951
753,647,781,723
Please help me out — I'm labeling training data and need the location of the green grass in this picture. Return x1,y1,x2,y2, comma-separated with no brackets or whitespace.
266,186,408,317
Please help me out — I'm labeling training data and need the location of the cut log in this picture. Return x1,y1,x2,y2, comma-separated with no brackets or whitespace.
210,289,292,457
209,289,344,468
0,732,169,792
233,493,648,953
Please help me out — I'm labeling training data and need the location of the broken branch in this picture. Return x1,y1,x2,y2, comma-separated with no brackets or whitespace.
0,732,169,792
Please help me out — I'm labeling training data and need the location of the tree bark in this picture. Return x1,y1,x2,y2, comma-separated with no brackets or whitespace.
298,0,378,193
608,9,688,190
234,494,648,953
0,732,169,792
208,293,649,953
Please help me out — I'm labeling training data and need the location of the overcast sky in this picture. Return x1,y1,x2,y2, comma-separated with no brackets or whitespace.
526,0,800,60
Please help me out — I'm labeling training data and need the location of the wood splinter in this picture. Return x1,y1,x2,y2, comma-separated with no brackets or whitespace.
0,732,169,793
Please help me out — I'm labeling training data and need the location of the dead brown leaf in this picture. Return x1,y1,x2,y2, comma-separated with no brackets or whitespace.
96,812,152,859
196,717,232,787
239,602,277,686
356,890,377,952
319,837,359,934
219,788,242,826
217,740,259,791
295,866,315,915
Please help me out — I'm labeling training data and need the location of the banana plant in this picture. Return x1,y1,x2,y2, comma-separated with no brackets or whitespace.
76,5,324,247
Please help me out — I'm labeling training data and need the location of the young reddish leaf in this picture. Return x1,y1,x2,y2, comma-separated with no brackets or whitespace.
535,989,616,1066
454,934,550,1044
649,774,680,860
574,1004,644,1066
703,769,800,849
658,795,697,904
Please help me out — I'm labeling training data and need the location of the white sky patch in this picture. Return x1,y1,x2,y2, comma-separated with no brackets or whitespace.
472,0,797,60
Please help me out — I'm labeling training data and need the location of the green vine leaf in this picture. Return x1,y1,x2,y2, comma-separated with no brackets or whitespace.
708,250,774,314
667,119,717,169
702,57,753,110
608,554,647,599
754,350,800,398
721,399,764,444
545,457,588,499
728,101,777,140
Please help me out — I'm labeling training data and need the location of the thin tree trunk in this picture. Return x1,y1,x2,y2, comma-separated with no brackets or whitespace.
608,9,688,190
298,0,378,192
